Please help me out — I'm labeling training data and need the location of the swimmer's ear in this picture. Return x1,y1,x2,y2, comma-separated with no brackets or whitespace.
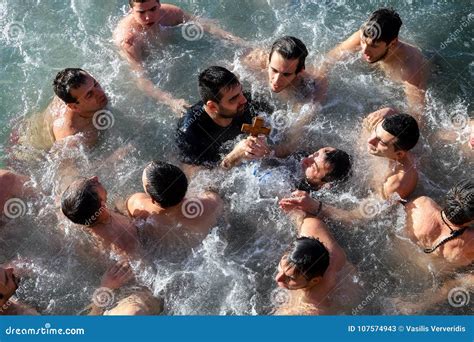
205,100,219,114
395,150,406,160
67,102,80,112
388,37,398,49
309,276,322,286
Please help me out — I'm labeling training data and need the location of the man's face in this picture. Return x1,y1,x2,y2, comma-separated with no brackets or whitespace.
268,52,300,93
301,147,336,187
0,267,19,307
214,84,248,119
367,121,398,158
131,0,161,28
275,254,311,290
68,73,108,113
360,33,390,64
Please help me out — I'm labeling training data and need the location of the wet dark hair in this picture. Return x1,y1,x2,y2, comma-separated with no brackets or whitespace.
198,66,240,104
53,68,88,104
382,113,419,151
61,179,102,226
129,0,159,7
144,161,188,208
443,179,474,225
286,237,330,280
361,8,402,44
321,149,352,183
269,36,308,74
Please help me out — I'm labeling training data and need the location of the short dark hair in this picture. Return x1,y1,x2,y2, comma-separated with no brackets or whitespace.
53,68,88,104
321,149,352,183
144,161,188,208
286,236,330,280
443,179,474,225
129,0,159,7
361,8,402,44
61,179,102,226
382,113,419,151
269,36,308,74
198,66,240,104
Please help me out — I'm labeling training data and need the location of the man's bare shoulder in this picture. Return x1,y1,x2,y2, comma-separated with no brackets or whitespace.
127,193,152,217
114,15,141,46
158,4,187,26
406,195,437,212
398,41,427,85
199,191,224,216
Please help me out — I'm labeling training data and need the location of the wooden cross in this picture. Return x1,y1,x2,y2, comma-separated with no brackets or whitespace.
241,117,271,137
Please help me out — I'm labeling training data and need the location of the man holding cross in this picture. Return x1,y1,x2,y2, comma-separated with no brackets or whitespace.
176,66,272,173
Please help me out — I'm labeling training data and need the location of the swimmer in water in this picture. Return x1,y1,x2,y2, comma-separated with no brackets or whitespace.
242,36,327,105
0,266,38,315
113,0,245,115
126,161,223,243
88,262,163,315
242,36,328,156
176,66,272,174
295,147,352,193
48,68,109,148
274,216,359,315
322,8,428,123
61,177,140,257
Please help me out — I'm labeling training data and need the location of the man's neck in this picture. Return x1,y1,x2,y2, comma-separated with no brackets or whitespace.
204,106,233,127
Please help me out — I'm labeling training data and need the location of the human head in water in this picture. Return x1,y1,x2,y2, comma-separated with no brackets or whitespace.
297,147,352,191
128,0,162,29
276,237,330,290
0,266,20,308
367,113,419,160
442,179,474,226
53,68,108,113
360,8,402,63
198,66,248,119
61,176,108,227
142,161,188,208
268,36,308,93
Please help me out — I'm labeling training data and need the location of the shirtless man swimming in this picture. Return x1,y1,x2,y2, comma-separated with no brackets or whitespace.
61,176,140,257
362,107,420,199
274,215,359,315
0,266,38,315
114,0,245,115
127,161,223,243
242,37,327,154
323,8,428,122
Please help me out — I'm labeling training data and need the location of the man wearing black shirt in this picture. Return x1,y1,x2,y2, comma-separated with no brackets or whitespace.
176,66,271,170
